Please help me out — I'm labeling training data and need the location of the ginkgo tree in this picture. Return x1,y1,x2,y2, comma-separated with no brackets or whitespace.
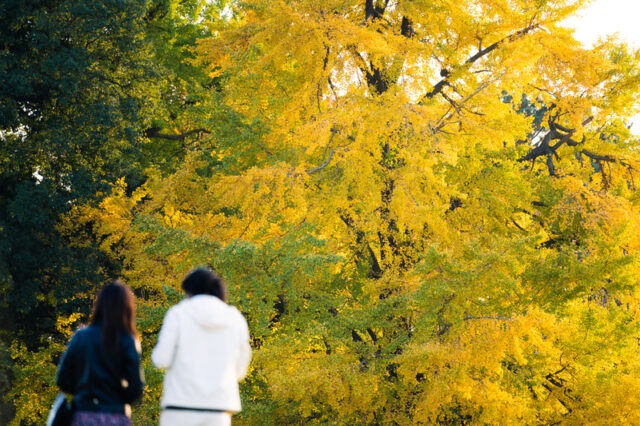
9,0,640,424
101,0,640,424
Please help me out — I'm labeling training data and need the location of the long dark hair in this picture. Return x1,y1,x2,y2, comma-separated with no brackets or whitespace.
90,280,138,354
181,267,227,302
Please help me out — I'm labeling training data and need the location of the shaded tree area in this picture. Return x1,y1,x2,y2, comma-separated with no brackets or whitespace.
0,0,229,422
1,0,152,345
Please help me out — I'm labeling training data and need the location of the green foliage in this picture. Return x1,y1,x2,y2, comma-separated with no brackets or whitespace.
7,340,61,425
0,339,13,423
0,0,233,422
0,0,159,347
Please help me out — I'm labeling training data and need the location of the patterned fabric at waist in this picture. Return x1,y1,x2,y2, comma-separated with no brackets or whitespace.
71,411,132,426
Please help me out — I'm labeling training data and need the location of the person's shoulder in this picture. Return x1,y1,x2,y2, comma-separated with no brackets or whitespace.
72,324,94,339
67,324,94,347
119,331,142,353
226,303,241,314
227,304,248,323
119,330,136,344
167,299,189,315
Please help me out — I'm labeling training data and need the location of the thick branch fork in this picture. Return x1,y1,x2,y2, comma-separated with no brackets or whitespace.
518,115,631,179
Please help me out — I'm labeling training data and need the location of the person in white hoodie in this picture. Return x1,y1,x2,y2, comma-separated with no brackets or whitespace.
152,267,252,426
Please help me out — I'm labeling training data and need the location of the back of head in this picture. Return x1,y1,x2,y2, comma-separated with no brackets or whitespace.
90,279,137,355
182,267,227,302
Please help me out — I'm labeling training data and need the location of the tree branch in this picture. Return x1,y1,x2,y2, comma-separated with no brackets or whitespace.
401,16,413,38
528,83,559,100
327,77,339,101
432,75,502,132
581,149,617,164
306,140,353,174
348,45,374,83
307,129,355,174
423,23,538,100
463,316,512,321
144,128,211,141
518,112,631,179
365,0,389,21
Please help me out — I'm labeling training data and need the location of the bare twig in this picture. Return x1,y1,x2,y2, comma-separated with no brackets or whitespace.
432,74,503,132
528,83,559,100
307,141,353,174
304,128,356,175
463,316,512,321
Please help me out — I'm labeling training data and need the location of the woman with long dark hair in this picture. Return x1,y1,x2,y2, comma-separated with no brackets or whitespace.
56,280,144,425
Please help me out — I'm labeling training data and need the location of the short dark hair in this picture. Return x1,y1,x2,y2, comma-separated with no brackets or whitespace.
182,267,227,302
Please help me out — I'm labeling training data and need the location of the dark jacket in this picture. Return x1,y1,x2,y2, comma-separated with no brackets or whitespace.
56,324,144,413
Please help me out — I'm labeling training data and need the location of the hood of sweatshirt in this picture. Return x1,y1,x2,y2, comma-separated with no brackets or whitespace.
182,294,237,330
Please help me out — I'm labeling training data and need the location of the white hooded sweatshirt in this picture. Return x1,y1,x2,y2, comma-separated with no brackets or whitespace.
151,295,252,412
